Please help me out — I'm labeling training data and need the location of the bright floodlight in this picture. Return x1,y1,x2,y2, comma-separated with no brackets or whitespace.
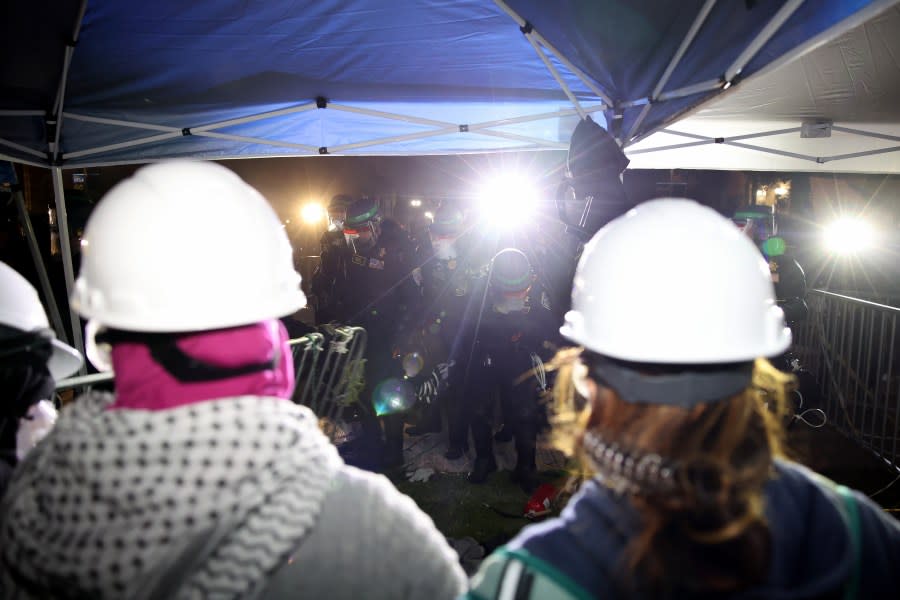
300,202,325,224
823,217,875,254
424,211,434,221
477,172,539,229
410,198,422,207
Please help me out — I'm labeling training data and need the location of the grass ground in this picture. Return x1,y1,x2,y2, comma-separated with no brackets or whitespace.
387,419,900,554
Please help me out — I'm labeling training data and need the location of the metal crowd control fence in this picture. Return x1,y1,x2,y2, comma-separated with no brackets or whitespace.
54,326,368,444
794,289,900,473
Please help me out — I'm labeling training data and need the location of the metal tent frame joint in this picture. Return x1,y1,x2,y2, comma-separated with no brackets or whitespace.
181,128,192,136
316,96,328,109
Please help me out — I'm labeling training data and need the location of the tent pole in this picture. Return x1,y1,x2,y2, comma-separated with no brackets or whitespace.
655,79,722,102
0,138,47,159
522,35,586,118
493,0,612,107
662,127,802,142
329,127,460,152
64,132,183,160
822,146,900,163
0,110,44,117
195,131,319,153
12,186,69,344
831,126,900,144
470,129,567,148
50,167,85,367
330,104,452,127
627,0,718,141
0,154,46,169
723,141,816,161
64,113,179,132
724,0,805,84
50,0,88,162
189,103,318,132
627,139,714,155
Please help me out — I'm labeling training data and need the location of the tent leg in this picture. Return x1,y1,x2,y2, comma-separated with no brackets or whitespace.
13,187,70,344
50,167,85,367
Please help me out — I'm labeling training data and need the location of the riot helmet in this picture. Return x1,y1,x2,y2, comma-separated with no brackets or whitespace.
343,197,382,249
732,205,776,245
490,248,533,297
429,204,465,260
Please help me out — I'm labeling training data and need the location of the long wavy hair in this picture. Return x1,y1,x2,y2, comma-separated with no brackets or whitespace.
548,347,794,596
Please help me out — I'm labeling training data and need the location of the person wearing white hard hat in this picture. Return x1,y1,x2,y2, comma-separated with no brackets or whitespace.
466,199,900,599
0,161,466,599
0,261,82,498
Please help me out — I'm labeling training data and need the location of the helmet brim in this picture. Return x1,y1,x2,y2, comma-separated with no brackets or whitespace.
48,338,84,380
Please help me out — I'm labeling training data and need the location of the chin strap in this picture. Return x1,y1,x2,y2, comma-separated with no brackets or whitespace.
98,330,278,383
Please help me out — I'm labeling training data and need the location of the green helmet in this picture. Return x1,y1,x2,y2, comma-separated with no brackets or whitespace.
429,204,464,237
343,197,381,231
490,248,533,294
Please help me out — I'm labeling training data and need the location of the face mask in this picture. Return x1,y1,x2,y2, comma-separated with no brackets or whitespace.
494,295,527,313
431,238,457,260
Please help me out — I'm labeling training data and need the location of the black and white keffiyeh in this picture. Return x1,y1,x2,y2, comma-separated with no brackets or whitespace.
0,392,342,599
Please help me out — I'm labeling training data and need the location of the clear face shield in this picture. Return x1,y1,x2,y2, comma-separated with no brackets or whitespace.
343,218,380,252
327,209,346,232
429,233,458,260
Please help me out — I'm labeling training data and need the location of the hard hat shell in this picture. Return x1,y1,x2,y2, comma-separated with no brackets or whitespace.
0,261,83,379
561,198,790,364
70,160,305,333
490,248,533,294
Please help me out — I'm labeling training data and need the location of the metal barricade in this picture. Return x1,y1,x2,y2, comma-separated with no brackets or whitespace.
794,289,900,472
289,325,368,441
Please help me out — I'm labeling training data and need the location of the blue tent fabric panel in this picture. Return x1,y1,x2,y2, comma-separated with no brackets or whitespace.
0,0,885,166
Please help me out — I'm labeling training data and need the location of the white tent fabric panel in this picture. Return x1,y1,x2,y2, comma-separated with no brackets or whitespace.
628,4,900,173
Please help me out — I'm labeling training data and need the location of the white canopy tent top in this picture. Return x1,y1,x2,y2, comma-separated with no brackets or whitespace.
628,4,900,173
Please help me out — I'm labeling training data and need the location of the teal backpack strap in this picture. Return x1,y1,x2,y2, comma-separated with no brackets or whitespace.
465,546,594,600
835,485,861,600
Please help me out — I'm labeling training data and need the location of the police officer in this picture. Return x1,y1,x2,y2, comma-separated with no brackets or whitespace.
733,206,808,329
310,194,354,324
336,197,421,470
408,203,484,461
465,248,558,492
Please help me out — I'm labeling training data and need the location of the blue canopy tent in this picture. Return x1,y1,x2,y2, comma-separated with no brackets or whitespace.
1,0,894,353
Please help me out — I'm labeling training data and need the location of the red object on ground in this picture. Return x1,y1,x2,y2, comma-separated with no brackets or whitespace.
524,483,559,519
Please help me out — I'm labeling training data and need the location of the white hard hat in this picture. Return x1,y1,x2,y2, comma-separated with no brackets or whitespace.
71,160,305,333
561,198,790,364
0,261,83,379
